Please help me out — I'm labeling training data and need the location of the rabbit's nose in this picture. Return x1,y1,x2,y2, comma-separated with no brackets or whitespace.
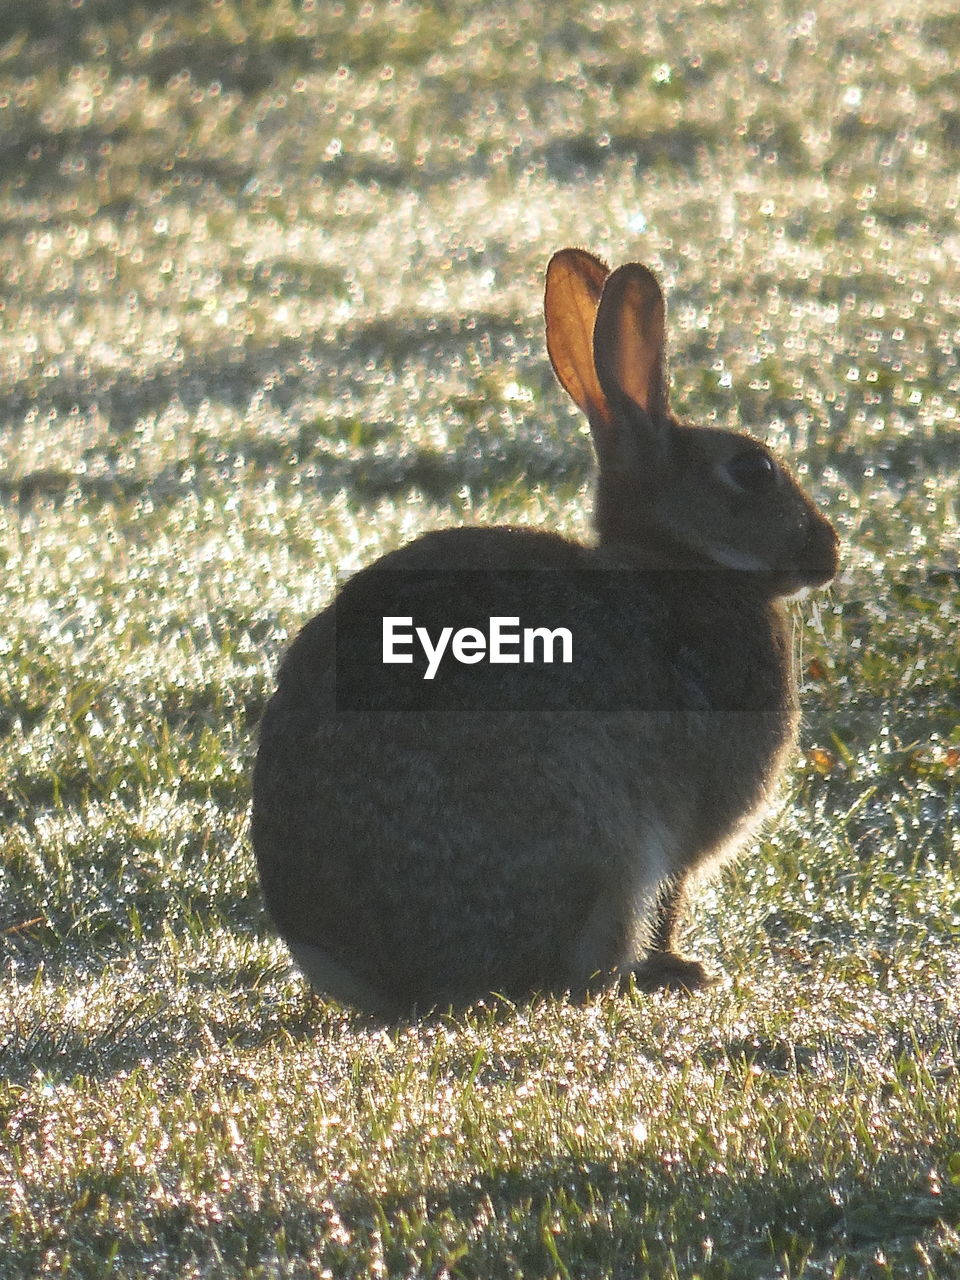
807,515,840,584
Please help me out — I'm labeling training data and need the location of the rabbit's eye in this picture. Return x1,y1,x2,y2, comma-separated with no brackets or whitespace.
726,448,777,493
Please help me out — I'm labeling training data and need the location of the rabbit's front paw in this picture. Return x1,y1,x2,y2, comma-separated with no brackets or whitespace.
627,953,714,994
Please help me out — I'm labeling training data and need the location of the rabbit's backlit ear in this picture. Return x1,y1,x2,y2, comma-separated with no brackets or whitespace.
545,248,613,429
593,263,668,420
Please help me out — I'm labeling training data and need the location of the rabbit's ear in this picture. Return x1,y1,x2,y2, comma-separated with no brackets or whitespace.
593,263,669,422
545,249,614,428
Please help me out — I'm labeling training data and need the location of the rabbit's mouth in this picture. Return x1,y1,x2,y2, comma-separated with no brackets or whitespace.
771,555,840,600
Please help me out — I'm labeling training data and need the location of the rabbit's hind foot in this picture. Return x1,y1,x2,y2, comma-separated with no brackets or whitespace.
626,952,714,995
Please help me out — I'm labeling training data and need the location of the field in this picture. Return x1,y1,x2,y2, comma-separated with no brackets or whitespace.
1,1,959,1276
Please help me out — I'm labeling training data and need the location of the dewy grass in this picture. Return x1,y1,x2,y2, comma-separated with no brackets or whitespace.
1,2,958,1277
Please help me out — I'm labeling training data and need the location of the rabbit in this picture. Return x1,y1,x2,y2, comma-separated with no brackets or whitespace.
251,248,839,1018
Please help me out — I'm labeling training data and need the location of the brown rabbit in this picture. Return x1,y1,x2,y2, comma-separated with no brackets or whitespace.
251,249,839,1016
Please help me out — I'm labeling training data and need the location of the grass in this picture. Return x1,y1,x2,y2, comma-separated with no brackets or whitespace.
1,0,959,1276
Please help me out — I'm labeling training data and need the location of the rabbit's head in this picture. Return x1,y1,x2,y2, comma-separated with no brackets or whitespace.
545,249,839,597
